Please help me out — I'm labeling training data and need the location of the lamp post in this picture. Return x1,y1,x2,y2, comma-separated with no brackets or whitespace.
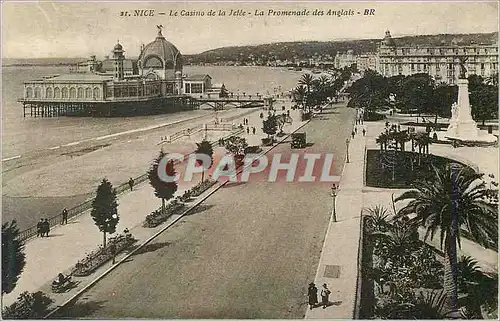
346,138,350,163
331,183,338,222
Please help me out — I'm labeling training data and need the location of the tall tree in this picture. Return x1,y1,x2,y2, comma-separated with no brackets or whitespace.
90,178,119,247
400,73,435,117
2,220,26,295
148,150,178,214
195,140,214,183
395,163,498,317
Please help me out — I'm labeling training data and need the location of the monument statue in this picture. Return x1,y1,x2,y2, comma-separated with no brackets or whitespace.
458,56,468,79
451,102,458,120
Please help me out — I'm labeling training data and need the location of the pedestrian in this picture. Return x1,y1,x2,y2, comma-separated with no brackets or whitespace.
351,130,355,138
320,283,331,309
252,127,256,135
37,219,44,237
354,126,358,134
128,177,134,191
362,128,366,136
45,219,50,237
307,282,318,310
61,208,68,225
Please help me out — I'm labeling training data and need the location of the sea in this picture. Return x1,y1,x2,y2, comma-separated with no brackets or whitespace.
1,65,303,159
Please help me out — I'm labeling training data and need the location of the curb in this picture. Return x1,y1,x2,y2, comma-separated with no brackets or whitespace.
44,117,311,318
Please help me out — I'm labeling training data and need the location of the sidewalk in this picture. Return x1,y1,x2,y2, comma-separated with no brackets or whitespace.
305,124,366,319
2,104,306,309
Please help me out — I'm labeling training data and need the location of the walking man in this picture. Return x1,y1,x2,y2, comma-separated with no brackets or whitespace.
320,283,331,309
362,128,366,136
307,282,318,310
351,130,355,139
128,178,134,191
37,219,44,237
354,126,358,134
42,219,50,237
61,208,68,225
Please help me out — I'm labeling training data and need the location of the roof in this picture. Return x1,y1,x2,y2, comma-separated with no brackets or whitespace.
27,73,113,83
184,74,211,81
138,29,182,70
101,59,134,71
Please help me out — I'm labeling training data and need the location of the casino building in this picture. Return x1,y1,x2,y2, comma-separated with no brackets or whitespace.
19,28,217,117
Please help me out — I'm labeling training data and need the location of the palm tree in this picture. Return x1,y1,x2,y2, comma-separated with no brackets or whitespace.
395,163,498,317
376,133,389,151
365,205,391,232
291,85,307,110
298,73,315,94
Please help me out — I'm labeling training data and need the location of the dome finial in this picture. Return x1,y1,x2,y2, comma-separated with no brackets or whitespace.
156,25,164,38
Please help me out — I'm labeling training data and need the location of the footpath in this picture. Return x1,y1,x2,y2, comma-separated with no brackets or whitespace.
2,103,305,309
305,115,365,319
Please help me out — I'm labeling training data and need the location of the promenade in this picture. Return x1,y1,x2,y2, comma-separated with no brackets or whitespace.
2,104,305,309
305,116,364,319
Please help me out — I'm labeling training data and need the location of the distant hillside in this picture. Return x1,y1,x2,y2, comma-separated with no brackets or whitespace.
2,57,86,67
185,32,498,64
3,32,497,66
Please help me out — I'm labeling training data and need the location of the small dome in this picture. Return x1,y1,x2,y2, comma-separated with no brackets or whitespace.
138,29,182,71
114,42,123,51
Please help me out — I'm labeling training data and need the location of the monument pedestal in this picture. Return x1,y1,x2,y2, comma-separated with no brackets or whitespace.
444,79,497,143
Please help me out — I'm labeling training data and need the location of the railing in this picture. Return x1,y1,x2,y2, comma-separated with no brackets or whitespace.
18,128,244,243
353,212,365,319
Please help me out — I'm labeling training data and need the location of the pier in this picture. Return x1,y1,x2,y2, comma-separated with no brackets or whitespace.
18,95,200,117
193,96,275,110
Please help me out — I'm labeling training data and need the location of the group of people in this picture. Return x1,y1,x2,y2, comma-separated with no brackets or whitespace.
307,282,331,310
246,126,257,135
352,126,366,138
36,219,51,237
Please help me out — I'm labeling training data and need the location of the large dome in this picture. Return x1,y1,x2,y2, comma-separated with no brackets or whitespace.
138,29,182,71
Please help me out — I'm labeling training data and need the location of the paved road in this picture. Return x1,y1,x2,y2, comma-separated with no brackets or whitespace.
57,104,356,319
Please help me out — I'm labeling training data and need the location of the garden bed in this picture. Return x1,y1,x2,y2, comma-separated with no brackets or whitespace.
143,179,217,228
71,233,136,276
359,216,445,319
143,199,186,228
365,150,473,189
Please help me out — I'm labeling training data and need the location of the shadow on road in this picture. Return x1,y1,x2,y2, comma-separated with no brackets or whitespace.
131,241,172,256
186,203,215,216
49,299,107,318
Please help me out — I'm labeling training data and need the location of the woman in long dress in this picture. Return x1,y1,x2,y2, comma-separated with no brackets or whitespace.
307,282,318,310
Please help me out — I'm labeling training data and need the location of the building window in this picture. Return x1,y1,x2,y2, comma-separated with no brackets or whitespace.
481,63,485,70
93,87,100,99
26,87,33,98
54,87,61,98
69,87,76,98
77,88,84,98
191,83,203,93
62,87,69,98
185,83,191,94
34,87,41,98
46,87,53,98
85,88,92,98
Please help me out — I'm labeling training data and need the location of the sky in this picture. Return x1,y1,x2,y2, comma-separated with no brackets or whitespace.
1,1,499,58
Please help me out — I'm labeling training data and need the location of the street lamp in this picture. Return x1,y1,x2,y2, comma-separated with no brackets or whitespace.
346,138,350,163
331,183,338,222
